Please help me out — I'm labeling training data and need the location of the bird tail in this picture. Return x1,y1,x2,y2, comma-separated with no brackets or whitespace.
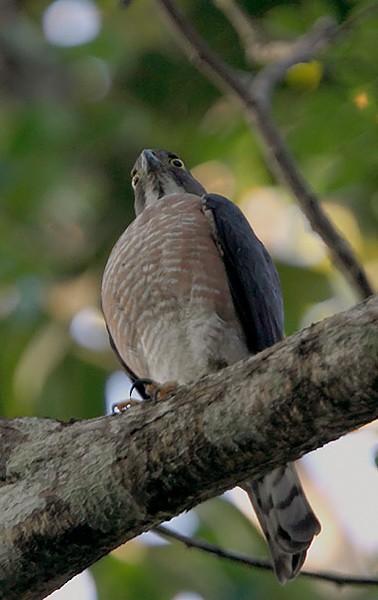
242,463,321,584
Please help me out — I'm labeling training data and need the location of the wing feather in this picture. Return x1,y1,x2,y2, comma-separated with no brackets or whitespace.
203,193,284,352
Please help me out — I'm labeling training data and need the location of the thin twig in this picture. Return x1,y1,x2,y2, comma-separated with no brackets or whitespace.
341,2,378,32
154,525,378,587
213,0,294,64
251,16,338,100
155,0,374,300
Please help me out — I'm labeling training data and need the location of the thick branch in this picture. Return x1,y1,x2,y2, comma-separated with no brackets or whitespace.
155,0,374,300
0,296,377,599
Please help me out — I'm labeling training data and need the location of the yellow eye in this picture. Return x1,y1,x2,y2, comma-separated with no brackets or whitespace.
169,157,185,169
131,173,140,188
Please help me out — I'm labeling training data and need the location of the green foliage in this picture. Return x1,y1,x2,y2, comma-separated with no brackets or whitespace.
0,0,377,598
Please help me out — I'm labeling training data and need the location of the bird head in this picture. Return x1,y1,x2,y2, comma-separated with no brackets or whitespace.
131,149,206,216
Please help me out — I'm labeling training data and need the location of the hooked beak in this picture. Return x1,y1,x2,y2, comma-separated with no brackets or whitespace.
141,149,161,171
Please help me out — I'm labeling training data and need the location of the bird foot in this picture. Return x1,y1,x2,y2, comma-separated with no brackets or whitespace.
146,379,178,400
131,378,178,401
112,379,178,414
112,398,142,413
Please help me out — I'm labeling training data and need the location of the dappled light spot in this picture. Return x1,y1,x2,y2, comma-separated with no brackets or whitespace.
365,258,378,289
105,370,133,415
70,56,112,103
111,512,200,561
70,306,108,351
300,298,347,328
353,91,369,110
171,592,204,600
240,187,326,267
323,202,362,253
304,426,378,567
44,570,97,600
39,181,104,260
43,0,101,47
13,323,70,408
46,274,99,322
191,160,235,199
200,97,239,134
111,537,149,562
137,511,199,548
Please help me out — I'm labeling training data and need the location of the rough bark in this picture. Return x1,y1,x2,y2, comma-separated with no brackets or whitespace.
0,295,377,599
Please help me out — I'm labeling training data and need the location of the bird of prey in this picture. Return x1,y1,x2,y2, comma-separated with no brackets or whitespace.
101,148,320,583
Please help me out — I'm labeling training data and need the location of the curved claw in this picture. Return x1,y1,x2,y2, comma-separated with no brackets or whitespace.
130,378,154,398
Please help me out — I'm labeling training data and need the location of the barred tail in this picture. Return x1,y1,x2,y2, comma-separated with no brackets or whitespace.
242,463,321,584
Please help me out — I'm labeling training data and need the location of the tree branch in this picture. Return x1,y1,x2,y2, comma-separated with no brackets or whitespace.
1,296,377,599
155,0,374,300
154,525,378,587
213,0,296,65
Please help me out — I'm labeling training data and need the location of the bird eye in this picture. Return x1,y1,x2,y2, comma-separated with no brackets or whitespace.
131,173,140,188
169,158,185,169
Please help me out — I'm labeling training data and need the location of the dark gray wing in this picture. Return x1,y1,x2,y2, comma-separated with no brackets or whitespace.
203,194,284,352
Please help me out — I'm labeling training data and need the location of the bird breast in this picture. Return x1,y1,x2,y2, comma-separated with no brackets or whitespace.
102,193,248,384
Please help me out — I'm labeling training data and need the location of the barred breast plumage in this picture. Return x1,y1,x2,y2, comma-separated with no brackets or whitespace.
102,192,248,384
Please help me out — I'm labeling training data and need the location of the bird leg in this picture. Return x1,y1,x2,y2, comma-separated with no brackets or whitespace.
144,379,178,401
130,378,178,401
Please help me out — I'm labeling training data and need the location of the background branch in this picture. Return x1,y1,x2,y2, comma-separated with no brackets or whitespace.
0,296,377,599
213,0,296,64
155,0,374,300
154,525,378,587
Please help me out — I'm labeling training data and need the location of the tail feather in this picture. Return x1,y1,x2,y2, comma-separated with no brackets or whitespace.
242,463,321,584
